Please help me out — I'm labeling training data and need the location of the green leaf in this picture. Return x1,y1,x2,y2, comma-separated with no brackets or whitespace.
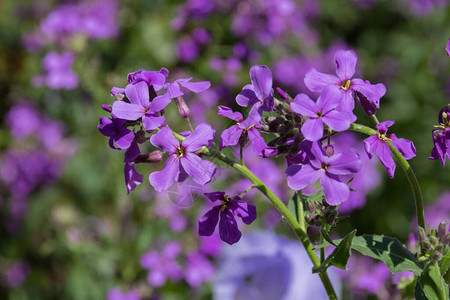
301,189,324,207
440,248,450,276
415,261,449,300
351,235,424,275
321,229,337,247
313,230,356,273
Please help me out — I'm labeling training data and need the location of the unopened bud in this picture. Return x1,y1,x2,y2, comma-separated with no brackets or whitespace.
435,244,443,253
438,222,447,238
431,228,438,237
134,130,147,144
431,251,442,261
421,240,432,252
276,87,288,100
355,90,377,116
430,236,439,246
176,97,191,118
134,150,163,163
418,227,427,241
443,233,450,245
307,202,315,214
438,105,450,124
305,215,313,224
101,104,112,113
325,210,337,225
324,145,334,157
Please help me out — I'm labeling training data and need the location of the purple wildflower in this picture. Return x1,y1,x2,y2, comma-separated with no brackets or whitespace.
127,69,166,90
124,162,143,194
112,81,171,131
218,106,267,155
286,141,361,205
3,261,30,288
304,49,386,112
107,287,140,300
236,65,274,113
41,51,78,90
140,241,183,287
149,123,216,192
429,105,450,167
291,87,356,141
165,77,211,99
198,192,256,245
184,252,215,288
98,117,135,149
447,38,450,56
364,121,416,178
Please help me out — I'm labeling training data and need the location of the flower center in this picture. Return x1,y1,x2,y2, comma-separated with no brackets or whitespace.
176,146,185,158
340,80,351,91
321,163,329,170
220,195,230,212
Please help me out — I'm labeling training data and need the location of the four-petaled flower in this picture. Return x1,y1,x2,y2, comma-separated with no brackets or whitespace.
112,81,171,131
218,105,267,155
236,65,274,114
286,141,361,205
304,50,386,113
429,105,450,167
291,87,356,141
149,123,216,192
198,192,257,245
364,121,416,178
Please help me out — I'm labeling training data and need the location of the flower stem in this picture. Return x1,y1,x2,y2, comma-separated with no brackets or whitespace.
349,123,425,228
204,147,338,300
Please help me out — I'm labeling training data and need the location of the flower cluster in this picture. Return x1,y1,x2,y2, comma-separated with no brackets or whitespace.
429,105,450,167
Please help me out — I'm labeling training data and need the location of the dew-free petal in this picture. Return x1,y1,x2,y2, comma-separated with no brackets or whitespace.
301,118,324,141
335,50,357,80
112,101,144,120
286,164,322,191
219,210,242,245
198,206,221,236
304,69,340,93
150,127,179,154
149,155,180,192
320,173,350,205
180,153,216,185
220,125,242,149
182,123,215,152
327,149,361,175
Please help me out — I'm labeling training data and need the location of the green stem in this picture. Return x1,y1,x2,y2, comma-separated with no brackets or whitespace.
349,123,425,228
204,147,338,300
297,191,306,231
240,145,244,166
240,184,256,198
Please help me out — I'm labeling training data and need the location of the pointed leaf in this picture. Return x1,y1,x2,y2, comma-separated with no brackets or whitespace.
440,248,450,276
415,261,449,300
313,230,356,273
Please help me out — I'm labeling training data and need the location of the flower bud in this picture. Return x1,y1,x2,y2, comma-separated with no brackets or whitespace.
355,90,377,116
276,87,288,100
435,244,443,253
134,130,148,144
418,227,427,241
443,233,450,245
431,251,442,261
101,104,112,113
307,202,315,214
430,236,439,246
176,97,191,118
325,210,337,225
438,105,450,124
431,228,438,237
305,215,313,224
324,145,334,157
134,150,164,163
420,240,433,252
438,222,447,238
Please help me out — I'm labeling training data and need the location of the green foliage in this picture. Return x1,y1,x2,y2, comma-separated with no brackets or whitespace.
313,230,356,273
415,261,449,300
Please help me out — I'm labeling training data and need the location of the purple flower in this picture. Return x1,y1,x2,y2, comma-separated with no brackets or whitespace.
291,87,356,141
364,121,416,178
304,49,386,112
149,123,216,192
198,192,256,245
140,241,183,287
429,105,450,167
112,81,171,131
3,261,30,288
42,51,78,90
218,106,267,155
184,252,215,288
98,117,135,149
447,38,450,56
124,162,143,194
236,65,274,113
286,141,361,205
165,77,211,99
107,287,140,300
127,69,166,90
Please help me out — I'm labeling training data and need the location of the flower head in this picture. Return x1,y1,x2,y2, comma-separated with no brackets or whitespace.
98,117,135,149
198,192,256,245
429,105,450,167
364,121,416,178
149,123,216,192
236,65,274,114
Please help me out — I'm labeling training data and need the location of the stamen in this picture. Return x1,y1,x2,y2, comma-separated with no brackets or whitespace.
340,80,351,91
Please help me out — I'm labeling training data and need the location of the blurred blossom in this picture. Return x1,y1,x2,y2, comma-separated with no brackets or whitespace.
140,241,183,287
214,231,341,299
107,287,140,300
184,252,215,288
40,51,79,89
403,0,448,17
198,234,223,257
3,261,30,288
176,36,199,62
423,191,450,228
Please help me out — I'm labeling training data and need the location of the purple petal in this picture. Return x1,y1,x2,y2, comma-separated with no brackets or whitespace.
291,94,317,117
447,38,450,56
180,153,216,185
140,251,159,269
219,125,242,150
219,210,241,245
286,164,323,190
111,101,144,121
351,79,386,109
231,200,257,225
147,270,167,287
240,103,263,127
247,127,266,156
182,123,215,152
166,82,183,98
304,69,340,93
320,173,350,205
179,79,211,93
236,84,258,107
335,89,355,112
148,94,171,113
150,127,179,154
376,120,394,134
334,50,357,80
217,105,243,122
327,149,361,175
125,81,149,107
198,206,221,236
376,142,396,178
301,118,324,141
124,142,140,162
204,192,226,202
149,155,180,192
141,71,166,90
124,162,143,194
114,128,135,149
323,110,353,132
249,65,273,101
98,117,115,137
362,137,378,163
317,86,342,112
390,135,416,160
142,115,165,131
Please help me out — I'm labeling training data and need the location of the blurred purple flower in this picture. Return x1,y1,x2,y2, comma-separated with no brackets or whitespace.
107,287,140,300
423,191,450,228
41,51,78,90
3,261,30,288
364,121,416,178
447,38,450,56
184,252,215,288
198,192,256,245
140,241,183,287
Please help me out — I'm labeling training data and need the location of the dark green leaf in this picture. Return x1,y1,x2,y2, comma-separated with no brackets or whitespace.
415,261,449,300
321,229,337,247
440,248,450,276
301,189,324,206
313,230,356,273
